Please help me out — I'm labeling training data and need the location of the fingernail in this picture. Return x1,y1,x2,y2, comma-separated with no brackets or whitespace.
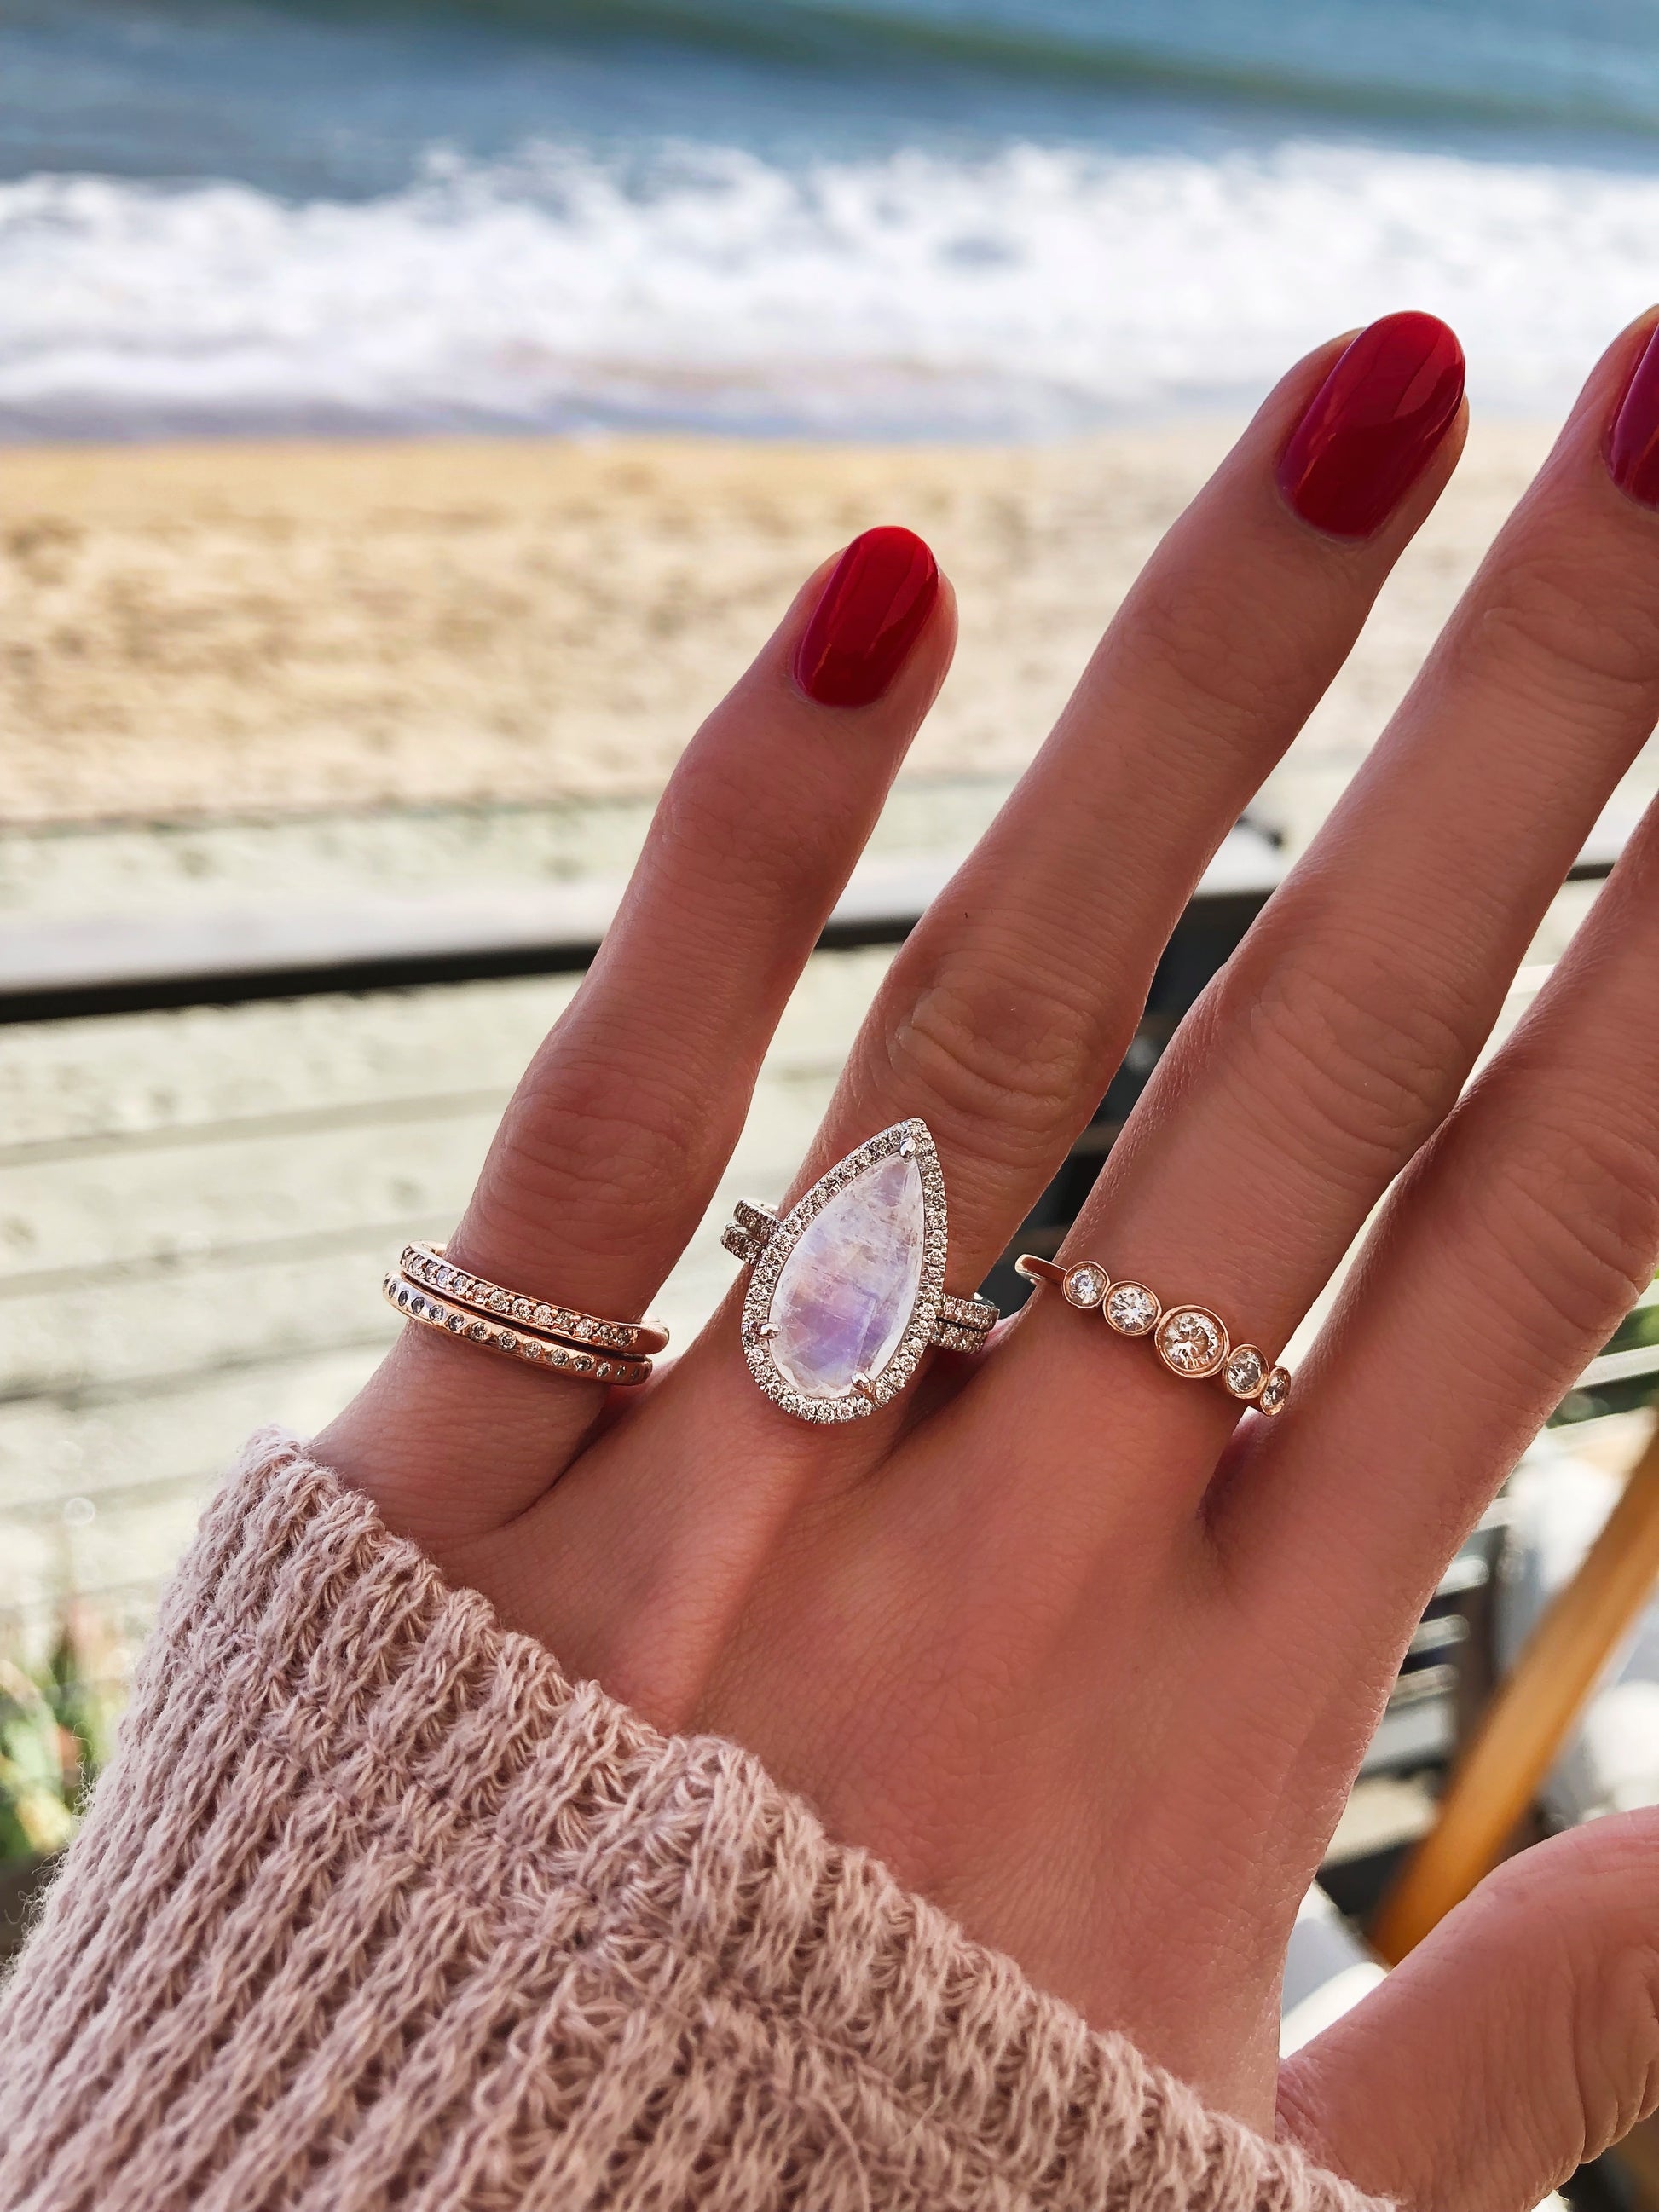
793,526,939,707
1606,321,1659,507
1276,311,1465,540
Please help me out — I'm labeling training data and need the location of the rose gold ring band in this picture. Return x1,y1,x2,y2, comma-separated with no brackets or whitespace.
384,1273,654,1385
384,1240,666,1385
399,1242,668,1355
1014,1255,1291,1415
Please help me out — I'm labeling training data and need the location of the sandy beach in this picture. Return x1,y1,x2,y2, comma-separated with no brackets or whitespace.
3,421,1558,849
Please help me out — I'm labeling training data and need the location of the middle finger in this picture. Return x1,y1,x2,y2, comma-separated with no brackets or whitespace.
808,313,1467,1307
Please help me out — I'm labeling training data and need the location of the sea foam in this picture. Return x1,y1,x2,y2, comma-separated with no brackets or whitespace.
3,136,1656,437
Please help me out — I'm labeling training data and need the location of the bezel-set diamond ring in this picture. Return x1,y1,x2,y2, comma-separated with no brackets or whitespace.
723,1118,997,1424
1014,1255,1291,1413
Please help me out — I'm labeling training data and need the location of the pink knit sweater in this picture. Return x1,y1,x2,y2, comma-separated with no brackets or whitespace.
0,1433,1383,2210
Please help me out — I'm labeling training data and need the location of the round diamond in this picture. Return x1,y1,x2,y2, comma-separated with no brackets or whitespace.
446,1313,466,1333
497,1331,517,1352
513,1298,534,1321
488,1290,510,1314
1223,1345,1266,1399
1155,1306,1228,1377
1259,1366,1291,1417
1062,1263,1107,1309
468,1320,489,1342
533,1304,554,1329
1105,1283,1159,1335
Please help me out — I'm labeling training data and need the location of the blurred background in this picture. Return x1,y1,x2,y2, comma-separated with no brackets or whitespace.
9,4,1659,2195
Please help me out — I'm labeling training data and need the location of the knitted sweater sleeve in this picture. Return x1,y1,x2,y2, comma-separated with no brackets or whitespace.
0,1433,1386,2212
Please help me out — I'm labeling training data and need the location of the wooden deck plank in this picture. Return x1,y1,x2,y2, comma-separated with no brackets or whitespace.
0,945,893,1640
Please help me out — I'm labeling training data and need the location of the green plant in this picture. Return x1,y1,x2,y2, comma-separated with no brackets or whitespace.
0,1617,113,1868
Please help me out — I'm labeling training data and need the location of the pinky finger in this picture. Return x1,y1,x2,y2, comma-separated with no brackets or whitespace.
1230,800,1659,1646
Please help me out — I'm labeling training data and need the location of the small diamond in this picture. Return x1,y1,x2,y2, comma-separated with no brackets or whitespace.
1259,1366,1291,1417
498,1331,517,1352
513,1298,534,1321
1155,1306,1227,1377
1105,1283,1159,1335
447,1313,466,1333
1062,1263,1107,1309
596,1361,611,1380
488,1290,510,1314
575,1319,593,1339
551,1348,568,1366
1223,1345,1266,1399
468,1320,489,1342
436,1266,454,1290
533,1304,554,1329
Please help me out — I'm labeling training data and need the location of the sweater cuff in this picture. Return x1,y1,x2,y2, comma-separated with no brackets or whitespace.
0,1431,1386,2212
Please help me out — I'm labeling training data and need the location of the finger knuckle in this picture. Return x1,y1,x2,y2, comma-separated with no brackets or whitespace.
488,1049,711,1256
1116,567,1291,742
1463,1106,1659,1344
1475,543,1659,707
882,947,1119,1170
1229,940,1465,1187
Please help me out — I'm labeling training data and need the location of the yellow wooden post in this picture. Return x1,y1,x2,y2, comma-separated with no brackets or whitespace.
1372,1418,1659,1966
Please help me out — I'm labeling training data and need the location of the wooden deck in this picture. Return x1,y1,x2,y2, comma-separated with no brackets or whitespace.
0,942,898,1659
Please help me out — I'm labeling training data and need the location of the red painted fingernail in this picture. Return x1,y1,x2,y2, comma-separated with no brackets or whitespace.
1276,311,1465,540
1607,321,1659,507
793,526,939,707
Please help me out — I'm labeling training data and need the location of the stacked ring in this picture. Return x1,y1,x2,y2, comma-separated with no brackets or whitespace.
398,1243,668,1356
383,1241,664,1386
1014,1255,1290,1414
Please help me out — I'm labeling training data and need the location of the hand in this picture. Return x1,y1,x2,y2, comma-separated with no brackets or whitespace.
315,309,1659,2209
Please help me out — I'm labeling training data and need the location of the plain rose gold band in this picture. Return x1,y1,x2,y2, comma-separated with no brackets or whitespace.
1014,1255,1291,1415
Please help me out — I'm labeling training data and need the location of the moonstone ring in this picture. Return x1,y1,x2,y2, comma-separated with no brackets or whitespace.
722,1118,997,1423
1014,1254,1291,1414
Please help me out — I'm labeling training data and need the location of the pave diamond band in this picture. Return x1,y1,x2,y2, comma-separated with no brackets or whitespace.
384,1273,654,1384
398,1242,668,1356
384,1241,663,1385
1014,1254,1291,1415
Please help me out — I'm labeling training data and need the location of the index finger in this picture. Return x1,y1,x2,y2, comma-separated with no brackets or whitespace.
314,528,954,1543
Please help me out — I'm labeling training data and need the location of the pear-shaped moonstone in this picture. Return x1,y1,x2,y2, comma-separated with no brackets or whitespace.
769,1152,926,1399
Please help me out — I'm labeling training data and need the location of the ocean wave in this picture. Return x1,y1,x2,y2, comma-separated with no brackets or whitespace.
270,0,1659,137
3,137,1656,438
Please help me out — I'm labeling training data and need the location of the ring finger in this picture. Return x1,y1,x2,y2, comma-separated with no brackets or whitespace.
997,309,1659,1518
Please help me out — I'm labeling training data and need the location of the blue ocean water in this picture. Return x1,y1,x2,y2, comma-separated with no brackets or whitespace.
6,0,1659,436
